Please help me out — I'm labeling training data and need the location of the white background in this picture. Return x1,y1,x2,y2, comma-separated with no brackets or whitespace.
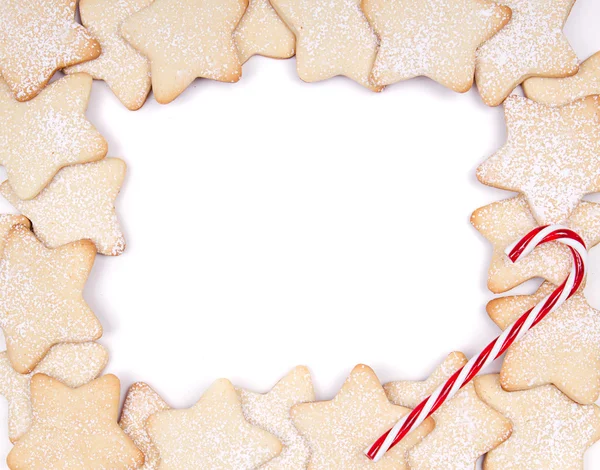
1,0,600,467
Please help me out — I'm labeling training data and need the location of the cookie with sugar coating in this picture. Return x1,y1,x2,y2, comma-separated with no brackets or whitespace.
475,0,579,107
0,343,108,443
122,0,248,104
488,282,600,405
523,52,600,106
234,0,296,64
65,0,153,111
0,215,30,256
362,0,511,92
0,0,101,101
385,352,512,470
269,0,381,91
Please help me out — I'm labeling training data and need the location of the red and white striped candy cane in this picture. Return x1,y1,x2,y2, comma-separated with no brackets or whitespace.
365,225,587,462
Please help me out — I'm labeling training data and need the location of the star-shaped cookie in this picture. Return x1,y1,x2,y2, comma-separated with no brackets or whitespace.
362,0,511,92
0,342,108,443
524,51,600,106
0,73,108,200
474,375,600,470
269,0,381,90
291,364,434,469
476,95,600,225
234,0,296,64
384,352,512,470
8,374,144,469
120,382,171,470
146,378,282,469
239,366,315,469
475,0,579,107
0,0,101,101
65,0,153,110
0,214,30,255
0,225,102,373
471,196,600,293
488,282,600,405
122,0,248,104
0,158,127,256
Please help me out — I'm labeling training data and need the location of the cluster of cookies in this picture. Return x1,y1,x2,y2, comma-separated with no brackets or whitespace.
2,0,600,468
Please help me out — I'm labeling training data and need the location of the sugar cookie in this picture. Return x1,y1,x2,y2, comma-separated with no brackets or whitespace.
362,0,511,92
291,364,434,469
0,225,102,373
0,158,127,256
0,342,108,443
269,0,381,90
65,0,153,111
239,366,315,469
7,374,144,469
122,0,248,104
0,0,101,102
477,95,600,225
475,375,600,470
524,52,600,106
120,382,171,470
0,215,30,256
146,378,282,469
471,196,600,293
488,282,600,405
234,0,296,64
385,352,512,470
475,0,579,107
0,73,108,200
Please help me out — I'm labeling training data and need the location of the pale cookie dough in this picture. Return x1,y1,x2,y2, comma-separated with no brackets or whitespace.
146,379,282,469
488,282,600,405
269,0,381,90
0,158,127,256
0,0,101,101
0,225,102,374
524,52,600,106
475,375,600,470
120,382,171,470
239,366,315,470
234,0,296,63
65,0,153,111
0,73,108,200
471,196,600,293
7,374,144,469
122,0,248,104
362,0,511,92
475,0,579,107
291,364,434,469
0,342,108,443
477,96,600,225
385,352,512,470
0,215,30,256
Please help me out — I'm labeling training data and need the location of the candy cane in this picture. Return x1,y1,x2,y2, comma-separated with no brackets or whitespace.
365,225,587,462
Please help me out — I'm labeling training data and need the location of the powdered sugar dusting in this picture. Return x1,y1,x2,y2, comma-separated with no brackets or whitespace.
385,353,512,470
292,364,433,469
0,73,108,200
0,225,102,373
65,0,152,110
239,366,315,469
0,342,108,443
270,0,381,90
477,96,600,225
475,375,600,470
363,0,510,91
0,0,100,101
146,379,282,469
475,0,579,106
0,158,127,256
